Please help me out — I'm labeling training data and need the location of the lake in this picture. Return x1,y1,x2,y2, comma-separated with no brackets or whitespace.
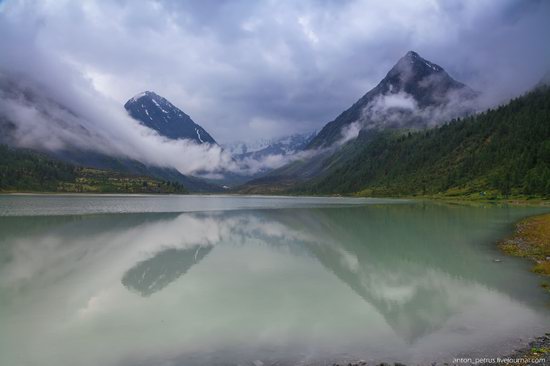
0,194,549,366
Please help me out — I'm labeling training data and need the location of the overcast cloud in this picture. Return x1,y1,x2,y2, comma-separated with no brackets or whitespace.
1,0,549,146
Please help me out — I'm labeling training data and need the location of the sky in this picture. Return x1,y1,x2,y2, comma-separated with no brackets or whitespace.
1,0,549,144
0,0,549,177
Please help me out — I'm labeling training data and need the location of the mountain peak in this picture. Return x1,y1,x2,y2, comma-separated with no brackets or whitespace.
124,92,217,144
129,90,155,102
391,51,444,77
307,51,478,148
378,51,469,109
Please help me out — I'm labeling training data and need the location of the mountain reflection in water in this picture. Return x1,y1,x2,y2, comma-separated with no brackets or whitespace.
0,201,549,366
122,246,212,297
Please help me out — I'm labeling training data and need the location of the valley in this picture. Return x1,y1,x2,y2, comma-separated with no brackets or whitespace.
2,51,547,200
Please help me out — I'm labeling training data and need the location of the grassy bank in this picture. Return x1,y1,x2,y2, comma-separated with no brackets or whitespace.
499,213,550,276
401,194,549,207
354,191,550,206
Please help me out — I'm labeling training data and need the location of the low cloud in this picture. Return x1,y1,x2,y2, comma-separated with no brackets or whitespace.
0,70,318,177
335,87,481,142
0,73,278,176
338,121,363,144
375,92,418,110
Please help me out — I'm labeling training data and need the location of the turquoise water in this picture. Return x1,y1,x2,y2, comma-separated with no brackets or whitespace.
0,195,548,365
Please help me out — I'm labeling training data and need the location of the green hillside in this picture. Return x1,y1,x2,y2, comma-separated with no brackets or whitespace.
295,86,550,199
0,145,187,194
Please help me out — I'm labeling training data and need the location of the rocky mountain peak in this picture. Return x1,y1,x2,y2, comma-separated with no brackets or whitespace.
381,51,461,106
124,91,217,144
307,51,479,148
398,50,443,72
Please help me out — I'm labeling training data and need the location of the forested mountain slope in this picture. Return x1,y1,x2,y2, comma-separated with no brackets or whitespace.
0,145,187,193
295,86,550,198
238,51,479,193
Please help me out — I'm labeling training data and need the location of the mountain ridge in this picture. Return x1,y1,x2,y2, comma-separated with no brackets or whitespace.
239,86,550,198
297,86,550,198
226,132,316,161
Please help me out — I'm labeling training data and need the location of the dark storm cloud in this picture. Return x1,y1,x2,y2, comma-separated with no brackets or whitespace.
1,0,549,146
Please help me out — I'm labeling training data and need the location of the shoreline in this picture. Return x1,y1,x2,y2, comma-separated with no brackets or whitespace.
487,334,550,365
1,190,549,207
361,194,550,207
327,334,550,366
499,213,550,276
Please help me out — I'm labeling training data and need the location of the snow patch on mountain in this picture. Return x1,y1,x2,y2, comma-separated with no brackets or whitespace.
225,132,316,159
130,92,148,103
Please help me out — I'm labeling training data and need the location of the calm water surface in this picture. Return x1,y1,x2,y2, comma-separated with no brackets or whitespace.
0,194,549,365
